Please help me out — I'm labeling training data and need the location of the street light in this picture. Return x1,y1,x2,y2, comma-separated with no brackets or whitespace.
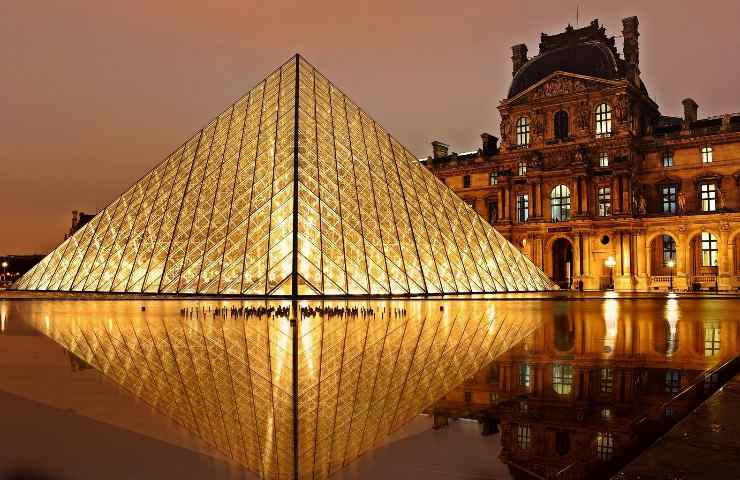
666,259,675,292
605,256,616,290
1,261,7,282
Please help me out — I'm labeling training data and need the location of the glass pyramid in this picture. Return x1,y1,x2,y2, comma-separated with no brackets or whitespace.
30,299,542,479
14,55,555,296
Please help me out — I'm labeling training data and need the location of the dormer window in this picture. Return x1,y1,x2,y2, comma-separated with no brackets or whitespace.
599,152,609,167
517,161,527,176
554,110,569,139
516,117,530,146
701,146,713,163
595,103,612,137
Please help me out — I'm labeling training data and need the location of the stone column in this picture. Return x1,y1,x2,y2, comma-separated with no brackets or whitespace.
635,231,649,291
497,189,503,221
581,233,598,290
528,182,536,219
615,231,634,291
504,188,511,220
718,226,731,291
572,233,582,289
612,176,621,214
675,227,690,291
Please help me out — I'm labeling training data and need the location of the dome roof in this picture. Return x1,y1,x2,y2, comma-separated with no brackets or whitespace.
508,41,622,98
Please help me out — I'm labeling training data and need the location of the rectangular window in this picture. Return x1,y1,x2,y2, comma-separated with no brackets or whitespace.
487,201,497,224
701,232,718,267
700,183,717,212
598,187,611,216
464,391,472,403
704,326,720,357
600,368,613,393
518,363,533,390
516,424,531,449
553,364,573,395
599,152,609,167
665,370,681,393
463,175,471,188
490,171,498,185
661,185,677,214
701,146,713,163
517,194,529,222
596,432,614,461
518,162,527,176
662,151,673,167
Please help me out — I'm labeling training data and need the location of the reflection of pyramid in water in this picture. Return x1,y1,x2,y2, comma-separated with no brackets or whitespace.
34,300,540,479
15,55,554,296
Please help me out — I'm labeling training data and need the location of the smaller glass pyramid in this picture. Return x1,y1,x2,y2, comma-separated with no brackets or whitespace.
14,55,555,296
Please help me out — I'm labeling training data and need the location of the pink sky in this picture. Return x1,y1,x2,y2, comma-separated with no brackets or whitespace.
1,0,739,254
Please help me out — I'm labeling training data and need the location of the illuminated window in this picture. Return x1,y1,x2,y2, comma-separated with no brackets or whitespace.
518,161,527,176
599,152,609,167
553,363,573,395
517,424,531,449
463,175,471,188
665,370,681,393
600,368,613,393
662,235,676,265
490,170,498,185
596,432,614,461
554,110,569,139
489,392,498,404
701,146,713,163
700,183,717,212
516,117,530,146
601,407,612,420
518,363,533,390
701,232,718,267
595,103,612,137
517,194,529,222
704,326,720,357
663,151,673,167
551,185,571,221
598,187,611,216
661,185,677,214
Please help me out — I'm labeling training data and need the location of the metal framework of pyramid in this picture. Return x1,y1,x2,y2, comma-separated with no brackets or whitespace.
32,299,541,480
14,55,555,296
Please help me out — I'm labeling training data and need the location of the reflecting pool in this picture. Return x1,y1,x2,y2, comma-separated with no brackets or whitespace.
0,295,737,480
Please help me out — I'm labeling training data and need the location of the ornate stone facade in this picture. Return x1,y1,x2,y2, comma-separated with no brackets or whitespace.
423,17,740,291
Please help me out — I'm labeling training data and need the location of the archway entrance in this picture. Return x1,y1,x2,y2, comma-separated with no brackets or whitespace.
552,238,574,289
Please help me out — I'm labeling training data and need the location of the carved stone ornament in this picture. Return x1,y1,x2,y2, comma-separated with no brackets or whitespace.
531,77,588,100
500,115,511,144
576,100,590,131
615,95,630,124
531,110,545,138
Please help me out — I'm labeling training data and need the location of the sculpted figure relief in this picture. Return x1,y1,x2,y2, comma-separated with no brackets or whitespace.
531,77,588,100
500,116,511,144
615,95,630,123
576,101,590,131
677,191,687,214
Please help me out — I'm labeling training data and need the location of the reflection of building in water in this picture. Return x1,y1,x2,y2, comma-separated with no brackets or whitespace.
433,305,738,478
26,299,539,480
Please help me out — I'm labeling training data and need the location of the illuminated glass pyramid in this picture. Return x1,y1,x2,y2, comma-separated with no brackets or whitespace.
32,299,542,479
14,55,554,296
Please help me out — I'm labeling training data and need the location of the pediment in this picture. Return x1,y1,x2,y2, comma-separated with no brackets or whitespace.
505,71,623,106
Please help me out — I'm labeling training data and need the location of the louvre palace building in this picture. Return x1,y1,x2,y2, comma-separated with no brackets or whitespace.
423,17,740,292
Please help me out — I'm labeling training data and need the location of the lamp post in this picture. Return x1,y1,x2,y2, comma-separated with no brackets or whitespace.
666,259,675,292
605,256,616,290
1,261,7,282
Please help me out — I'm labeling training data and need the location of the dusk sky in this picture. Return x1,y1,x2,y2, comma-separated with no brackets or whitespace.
2,0,739,255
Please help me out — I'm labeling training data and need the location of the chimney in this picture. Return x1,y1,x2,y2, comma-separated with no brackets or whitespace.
682,98,698,125
621,16,640,85
511,44,528,77
431,141,449,159
480,133,499,156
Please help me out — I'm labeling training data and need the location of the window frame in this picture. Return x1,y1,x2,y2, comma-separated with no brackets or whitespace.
700,183,717,212
516,116,531,146
517,194,529,223
554,110,569,139
551,184,572,222
599,152,609,168
701,231,718,267
595,103,613,137
600,368,613,394
462,174,471,188
662,235,676,265
517,161,527,176
701,146,713,164
704,325,720,357
552,363,573,395
489,170,498,186
598,186,611,217
516,424,531,449
661,184,678,215
662,151,673,168
596,432,614,461
518,363,533,391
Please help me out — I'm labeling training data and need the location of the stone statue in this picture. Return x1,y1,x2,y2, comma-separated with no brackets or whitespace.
717,188,726,210
638,193,647,215
615,95,630,123
576,101,590,131
500,116,511,145
677,191,687,214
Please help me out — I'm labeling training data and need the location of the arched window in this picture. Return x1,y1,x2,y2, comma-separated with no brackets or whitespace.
516,117,530,146
595,103,612,137
551,184,571,221
554,110,569,139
